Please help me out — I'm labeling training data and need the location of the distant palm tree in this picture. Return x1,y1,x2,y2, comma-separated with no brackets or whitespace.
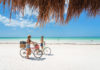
0,0,100,25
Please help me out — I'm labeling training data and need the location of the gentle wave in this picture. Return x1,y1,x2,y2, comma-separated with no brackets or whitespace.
0,39,100,45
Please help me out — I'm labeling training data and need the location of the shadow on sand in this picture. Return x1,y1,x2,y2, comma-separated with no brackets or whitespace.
23,53,54,61
29,57,46,61
28,54,54,61
44,54,54,56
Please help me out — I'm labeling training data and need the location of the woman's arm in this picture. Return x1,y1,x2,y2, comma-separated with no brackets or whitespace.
27,39,29,43
30,40,34,44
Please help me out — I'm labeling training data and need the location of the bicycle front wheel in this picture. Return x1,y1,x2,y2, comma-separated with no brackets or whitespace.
43,47,51,55
20,48,27,58
33,50,43,58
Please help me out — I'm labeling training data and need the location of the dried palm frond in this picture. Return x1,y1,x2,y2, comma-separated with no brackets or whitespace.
0,0,100,25
66,0,100,23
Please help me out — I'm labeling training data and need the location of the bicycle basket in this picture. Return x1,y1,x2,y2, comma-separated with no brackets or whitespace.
20,41,26,48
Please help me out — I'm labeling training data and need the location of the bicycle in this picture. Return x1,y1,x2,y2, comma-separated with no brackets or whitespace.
42,43,51,55
20,44,43,58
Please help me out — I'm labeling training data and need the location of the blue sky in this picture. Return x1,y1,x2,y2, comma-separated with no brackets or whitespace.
0,2,100,37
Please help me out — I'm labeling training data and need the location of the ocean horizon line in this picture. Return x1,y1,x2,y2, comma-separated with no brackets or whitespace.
0,36,100,38
0,37,100,40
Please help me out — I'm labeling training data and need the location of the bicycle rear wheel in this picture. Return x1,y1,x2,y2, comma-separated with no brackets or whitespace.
20,48,26,58
33,50,43,58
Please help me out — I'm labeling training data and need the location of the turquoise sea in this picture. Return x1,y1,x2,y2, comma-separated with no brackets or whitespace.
0,37,100,40
0,37,100,44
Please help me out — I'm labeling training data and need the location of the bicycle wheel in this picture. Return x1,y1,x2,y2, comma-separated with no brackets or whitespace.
33,50,43,58
20,48,27,58
43,47,51,55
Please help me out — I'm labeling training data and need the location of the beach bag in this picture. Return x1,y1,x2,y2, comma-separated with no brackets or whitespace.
20,41,26,48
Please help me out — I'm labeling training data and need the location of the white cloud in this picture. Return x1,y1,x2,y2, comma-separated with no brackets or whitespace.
49,19,55,23
25,5,38,17
17,5,39,18
0,1,68,28
48,0,69,23
0,14,39,28
0,4,40,28
17,3,68,24
65,0,69,5
64,0,69,14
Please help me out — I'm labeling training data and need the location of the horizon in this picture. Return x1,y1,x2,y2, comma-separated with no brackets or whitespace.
0,36,100,38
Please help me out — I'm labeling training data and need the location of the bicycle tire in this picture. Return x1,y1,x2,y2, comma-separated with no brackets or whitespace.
43,47,51,55
20,48,27,58
33,50,43,58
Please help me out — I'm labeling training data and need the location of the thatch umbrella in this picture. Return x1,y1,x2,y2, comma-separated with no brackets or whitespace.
66,0,100,23
0,0,100,25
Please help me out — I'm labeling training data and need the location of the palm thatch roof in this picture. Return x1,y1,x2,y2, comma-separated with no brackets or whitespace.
66,0,100,23
0,0,100,25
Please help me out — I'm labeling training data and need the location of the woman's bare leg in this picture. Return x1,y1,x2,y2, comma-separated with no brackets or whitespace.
29,48,31,55
26,48,29,59
41,46,43,51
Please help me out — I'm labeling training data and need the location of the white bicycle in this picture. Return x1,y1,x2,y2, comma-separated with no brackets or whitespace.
42,43,51,55
20,45,43,58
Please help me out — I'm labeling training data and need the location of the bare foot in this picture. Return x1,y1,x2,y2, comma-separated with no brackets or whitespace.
26,57,29,59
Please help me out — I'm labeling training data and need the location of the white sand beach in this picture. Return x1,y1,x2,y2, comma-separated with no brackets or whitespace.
0,43,100,70
0,0,100,70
